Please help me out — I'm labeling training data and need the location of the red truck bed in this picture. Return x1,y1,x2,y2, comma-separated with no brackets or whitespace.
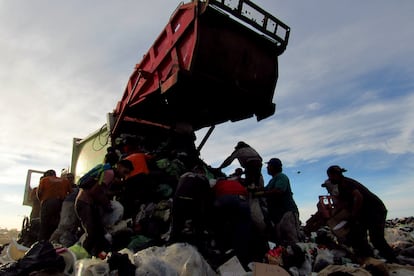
111,0,290,136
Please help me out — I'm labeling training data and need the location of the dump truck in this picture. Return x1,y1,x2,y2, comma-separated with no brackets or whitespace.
23,0,290,209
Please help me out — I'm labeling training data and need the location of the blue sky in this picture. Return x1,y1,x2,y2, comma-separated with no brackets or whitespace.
1,1,413,229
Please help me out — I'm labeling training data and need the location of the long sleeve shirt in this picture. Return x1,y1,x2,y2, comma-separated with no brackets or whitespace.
220,147,262,169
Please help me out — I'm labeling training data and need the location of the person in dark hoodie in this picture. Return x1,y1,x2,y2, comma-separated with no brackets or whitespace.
326,165,397,262
170,165,212,247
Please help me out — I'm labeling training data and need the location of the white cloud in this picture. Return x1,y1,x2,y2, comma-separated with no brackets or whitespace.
200,91,414,170
306,102,321,111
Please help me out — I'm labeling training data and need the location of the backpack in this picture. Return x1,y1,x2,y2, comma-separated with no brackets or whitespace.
78,163,112,190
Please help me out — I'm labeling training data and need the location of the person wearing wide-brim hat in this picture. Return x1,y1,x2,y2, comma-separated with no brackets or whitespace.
326,165,397,263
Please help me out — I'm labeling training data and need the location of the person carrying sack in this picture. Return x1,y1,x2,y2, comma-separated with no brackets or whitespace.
74,159,133,257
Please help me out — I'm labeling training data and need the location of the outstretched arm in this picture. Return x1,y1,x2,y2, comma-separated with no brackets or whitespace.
254,187,283,197
219,151,237,169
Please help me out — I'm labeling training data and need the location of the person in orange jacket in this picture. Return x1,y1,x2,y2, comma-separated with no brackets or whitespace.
37,169,72,241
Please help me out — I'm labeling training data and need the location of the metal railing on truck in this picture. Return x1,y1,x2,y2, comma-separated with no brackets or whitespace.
209,0,290,51
111,0,290,138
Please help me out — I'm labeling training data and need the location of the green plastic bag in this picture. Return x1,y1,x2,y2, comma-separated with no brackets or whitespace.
69,243,90,260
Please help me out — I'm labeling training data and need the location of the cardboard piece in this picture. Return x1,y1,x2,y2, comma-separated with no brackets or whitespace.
327,208,351,239
253,262,290,276
218,256,246,276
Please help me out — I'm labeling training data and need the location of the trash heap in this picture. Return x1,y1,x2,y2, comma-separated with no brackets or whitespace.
1,216,414,275
1,134,414,274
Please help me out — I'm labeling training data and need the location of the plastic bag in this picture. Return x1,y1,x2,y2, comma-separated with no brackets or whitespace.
107,252,136,276
134,243,217,276
56,247,77,275
313,248,334,272
69,243,91,260
102,200,124,227
266,246,283,265
6,238,29,261
75,258,110,276
318,264,371,276
249,196,267,233
0,240,65,276
127,235,154,253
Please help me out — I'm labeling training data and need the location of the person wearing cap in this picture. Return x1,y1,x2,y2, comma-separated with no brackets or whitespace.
218,141,263,188
326,165,397,262
254,158,300,245
120,149,153,219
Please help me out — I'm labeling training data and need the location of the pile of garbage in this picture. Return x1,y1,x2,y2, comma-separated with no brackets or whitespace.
1,216,414,275
1,135,414,274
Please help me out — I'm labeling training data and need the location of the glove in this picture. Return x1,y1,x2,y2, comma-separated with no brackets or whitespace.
253,191,265,197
